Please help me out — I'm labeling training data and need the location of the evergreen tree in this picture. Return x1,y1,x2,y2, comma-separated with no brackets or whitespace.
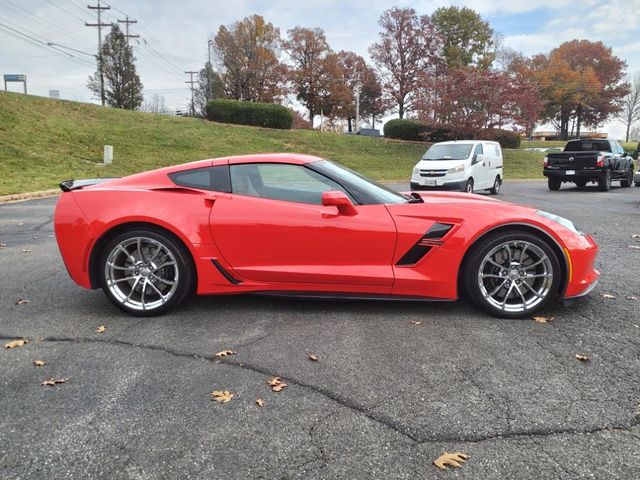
194,62,225,117
88,24,143,109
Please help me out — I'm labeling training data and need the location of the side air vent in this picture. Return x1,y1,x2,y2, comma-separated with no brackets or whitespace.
396,223,454,266
211,259,242,285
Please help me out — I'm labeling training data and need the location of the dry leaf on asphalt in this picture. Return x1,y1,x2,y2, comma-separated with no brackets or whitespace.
433,452,469,470
95,326,106,333
308,354,319,361
267,376,287,392
627,296,638,301
628,245,640,250
15,299,29,305
632,234,640,239
272,383,287,392
0,243,6,248
533,316,554,323
41,378,67,386
33,360,46,367
410,320,422,325
21,249,32,253
214,349,236,358
575,354,591,362
602,293,617,299
211,390,234,403
4,339,28,349
256,398,264,407
267,376,282,386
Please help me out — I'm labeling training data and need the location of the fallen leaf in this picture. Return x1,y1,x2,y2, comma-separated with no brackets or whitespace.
256,398,264,407
628,245,640,250
211,390,234,403
410,320,422,325
33,360,46,367
0,243,6,248
627,296,638,301
4,339,28,349
95,326,106,333
15,299,29,305
41,378,67,386
21,249,32,253
214,349,236,358
308,354,319,362
267,376,282,386
601,293,617,299
17,222,24,226
271,382,287,392
433,452,469,470
575,354,590,362
533,316,554,323
632,234,640,239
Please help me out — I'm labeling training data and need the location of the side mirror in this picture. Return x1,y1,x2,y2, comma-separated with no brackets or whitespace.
322,190,358,216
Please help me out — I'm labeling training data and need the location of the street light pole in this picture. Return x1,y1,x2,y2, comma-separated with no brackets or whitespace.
207,40,213,100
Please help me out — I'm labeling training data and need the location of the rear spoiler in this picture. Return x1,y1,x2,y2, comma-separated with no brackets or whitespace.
59,178,119,192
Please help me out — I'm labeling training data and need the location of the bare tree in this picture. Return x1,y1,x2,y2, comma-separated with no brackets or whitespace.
141,94,171,114
617,72,640,142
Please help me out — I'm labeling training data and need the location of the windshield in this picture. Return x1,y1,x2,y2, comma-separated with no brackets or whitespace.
311,160,410,205
423,144,473,161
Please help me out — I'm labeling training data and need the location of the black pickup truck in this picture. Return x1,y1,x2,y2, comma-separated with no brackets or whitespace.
543,138,634,191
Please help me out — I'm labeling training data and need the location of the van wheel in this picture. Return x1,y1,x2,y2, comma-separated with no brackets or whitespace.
489,176,501,195
464,178,474,193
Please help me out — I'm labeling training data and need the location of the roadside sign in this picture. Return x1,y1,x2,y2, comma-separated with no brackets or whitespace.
4,74,26,82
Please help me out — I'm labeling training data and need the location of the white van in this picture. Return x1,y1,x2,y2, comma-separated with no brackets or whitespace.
410,140,504,194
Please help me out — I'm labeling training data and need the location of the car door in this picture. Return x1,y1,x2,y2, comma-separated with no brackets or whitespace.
209,162,397,287
470,143,488,189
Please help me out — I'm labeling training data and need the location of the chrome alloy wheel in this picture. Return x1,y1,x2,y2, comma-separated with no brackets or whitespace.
477,240,553,313
104,237,179,311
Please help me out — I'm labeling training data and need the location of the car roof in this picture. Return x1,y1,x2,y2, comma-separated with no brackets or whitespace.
434,140,499,145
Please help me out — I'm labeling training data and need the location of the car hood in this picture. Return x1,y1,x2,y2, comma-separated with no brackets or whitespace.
415,159,467,170
404,191,506,205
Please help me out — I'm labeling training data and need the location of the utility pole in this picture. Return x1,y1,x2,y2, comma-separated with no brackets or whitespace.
117,16,139,44
354,71,362,134
185,71,198,116
207,40,213,100
86,0,113,106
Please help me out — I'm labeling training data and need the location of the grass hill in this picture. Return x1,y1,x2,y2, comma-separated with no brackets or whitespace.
1,91,545,196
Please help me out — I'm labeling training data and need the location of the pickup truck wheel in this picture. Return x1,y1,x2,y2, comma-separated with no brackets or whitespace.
464,178,474,193
463,231,561,319
489,176,501,195
548,178,561,191
598,170,611,191
620,168,633,188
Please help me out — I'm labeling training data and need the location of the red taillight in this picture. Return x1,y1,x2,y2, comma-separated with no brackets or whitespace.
596,155,604,168
543,156,548,168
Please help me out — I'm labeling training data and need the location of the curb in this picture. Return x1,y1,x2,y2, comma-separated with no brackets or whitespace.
0,189,59,204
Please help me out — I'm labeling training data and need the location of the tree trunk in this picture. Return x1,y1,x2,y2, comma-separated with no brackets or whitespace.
347,117,352,133
372,115,376,129
309,110,315,128
398,102,404,119
625,121,631,142
576,105,582,139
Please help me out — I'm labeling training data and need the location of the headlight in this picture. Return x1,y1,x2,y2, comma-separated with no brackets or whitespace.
447,164,464,174
536,210,583,235
412,167,419,176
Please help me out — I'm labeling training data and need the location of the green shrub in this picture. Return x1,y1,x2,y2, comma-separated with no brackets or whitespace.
206,99,293,129
383,119,427,141
475,129,521,149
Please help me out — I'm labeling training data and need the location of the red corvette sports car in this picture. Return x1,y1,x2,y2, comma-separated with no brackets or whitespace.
54,154,599,318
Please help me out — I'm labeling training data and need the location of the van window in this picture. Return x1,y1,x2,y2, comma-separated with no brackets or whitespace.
494,145,501,157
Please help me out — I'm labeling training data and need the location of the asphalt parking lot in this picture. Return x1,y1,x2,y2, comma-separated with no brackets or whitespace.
1,180,639,479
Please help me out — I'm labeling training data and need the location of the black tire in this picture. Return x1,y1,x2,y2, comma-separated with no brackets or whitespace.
574,179,587,188
598,170,611,191
489,176,501,195
100,228,195,316
462,231,561,319
620,167,633,188
548,177,561,191
464,178,474,193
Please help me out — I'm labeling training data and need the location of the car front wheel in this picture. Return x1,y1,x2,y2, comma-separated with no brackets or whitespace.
100,229,194,316
463,231,561,319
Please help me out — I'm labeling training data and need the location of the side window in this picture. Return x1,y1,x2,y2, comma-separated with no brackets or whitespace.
169,165,231,192
494,145,501,157
473,144,483,163
230,163,353,205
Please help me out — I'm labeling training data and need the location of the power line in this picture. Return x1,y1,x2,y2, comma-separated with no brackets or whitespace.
85,0,113,106
117,15,139,44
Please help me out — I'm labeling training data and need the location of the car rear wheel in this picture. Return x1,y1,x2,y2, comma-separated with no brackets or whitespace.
598,170,611,191
548,178,561,191
489,176,501,195
100,229,194,316
620,167,633,188
463,231,561,319
464,178,474,193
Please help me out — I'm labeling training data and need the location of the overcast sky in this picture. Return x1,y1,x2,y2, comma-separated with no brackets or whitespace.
1,0,639,138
